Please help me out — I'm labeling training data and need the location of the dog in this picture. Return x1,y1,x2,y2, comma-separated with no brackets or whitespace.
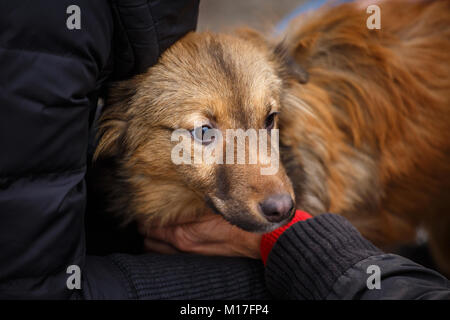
93,1,450,274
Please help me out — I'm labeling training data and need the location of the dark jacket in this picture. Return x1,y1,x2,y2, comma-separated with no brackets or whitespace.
0,0,448,300
266,214,450,300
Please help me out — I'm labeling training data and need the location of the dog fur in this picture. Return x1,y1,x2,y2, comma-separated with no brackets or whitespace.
93,1,450,274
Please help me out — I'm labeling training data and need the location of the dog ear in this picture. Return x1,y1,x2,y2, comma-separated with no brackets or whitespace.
94,81,136,160
94,114,128,160
273,42,309,84
235,28,310,85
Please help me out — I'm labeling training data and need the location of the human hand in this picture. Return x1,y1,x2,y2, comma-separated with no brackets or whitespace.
138,212,263,259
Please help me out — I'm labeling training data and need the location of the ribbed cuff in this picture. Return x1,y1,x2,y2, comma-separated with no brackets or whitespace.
108,253,271,299
260,210,312,264
265,213,382,300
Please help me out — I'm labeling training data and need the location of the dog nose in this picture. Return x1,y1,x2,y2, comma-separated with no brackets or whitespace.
259,194,294,223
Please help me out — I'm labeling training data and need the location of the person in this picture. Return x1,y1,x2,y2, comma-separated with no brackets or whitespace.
142,210,450,299
1,0,449,300
1,0,270,300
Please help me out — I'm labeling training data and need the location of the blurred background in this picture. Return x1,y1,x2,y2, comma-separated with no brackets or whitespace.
198,0,309,33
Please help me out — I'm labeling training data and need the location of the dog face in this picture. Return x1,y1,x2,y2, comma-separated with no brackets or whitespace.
96,32,303,232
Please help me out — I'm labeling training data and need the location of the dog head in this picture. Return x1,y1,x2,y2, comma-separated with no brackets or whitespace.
95,31,308,232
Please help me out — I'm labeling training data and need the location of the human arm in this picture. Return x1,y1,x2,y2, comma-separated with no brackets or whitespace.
144,211,450,299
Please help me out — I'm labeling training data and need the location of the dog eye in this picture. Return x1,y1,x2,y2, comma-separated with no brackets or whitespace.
265,112,278,130
191,125,214,144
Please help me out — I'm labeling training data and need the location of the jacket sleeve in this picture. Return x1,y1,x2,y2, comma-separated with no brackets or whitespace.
264,214,450,300
83,254,270,299
0,0,199,299
110,0,200,80
0,0,114,299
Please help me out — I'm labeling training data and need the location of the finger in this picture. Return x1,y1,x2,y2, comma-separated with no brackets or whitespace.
144,238,180,254
146,226,176,243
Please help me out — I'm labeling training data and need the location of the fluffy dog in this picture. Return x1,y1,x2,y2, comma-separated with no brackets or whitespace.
94,1,450,273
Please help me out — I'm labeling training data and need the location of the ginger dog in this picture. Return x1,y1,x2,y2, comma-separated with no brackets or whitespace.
93,1,450,274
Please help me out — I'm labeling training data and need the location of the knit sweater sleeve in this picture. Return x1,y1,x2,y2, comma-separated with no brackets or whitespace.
82,253,271,299
263,213,450,300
